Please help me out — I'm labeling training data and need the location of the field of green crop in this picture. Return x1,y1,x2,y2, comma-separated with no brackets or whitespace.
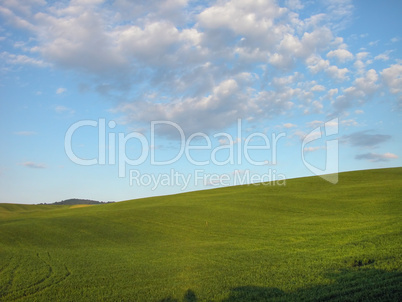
0,168,401,301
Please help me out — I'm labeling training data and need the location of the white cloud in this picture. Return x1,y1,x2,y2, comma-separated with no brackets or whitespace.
272,73,301,88
374,54,388,61
311,85,325,92
283,123,297,129
326,88,338,99
292,130,308,141
113,0,190,24
340,119,358,127
381,64,402,95
0,6,35,30
353,60,365,74
353,52,371,74
341,131,391,148
285,0,304,10
374,50,393,61
116,21,186,64
306,55,349,80
326,65,349,80
293,127,322,143
304,146,325,152
14,131,37,136
115,76,294,136
302,100,323,114
355,152,398,162
270,28,334,69
1,0,400,136
218,137,241,146
1,0,46,16
56,87,66,94
55,105,74,114
34,10,127,74
381,63,402,108
197,0,286,44
1,51,48,67
332,69,380,113
306,55,329,73
307,120,324,128
115,78,244,136
325,0,354,18
18,161,46,169
325,118,339,128
327,48,353,62
356,52,369,60
354,69,379,94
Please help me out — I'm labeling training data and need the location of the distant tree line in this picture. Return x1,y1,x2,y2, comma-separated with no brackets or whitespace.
39,199,115,205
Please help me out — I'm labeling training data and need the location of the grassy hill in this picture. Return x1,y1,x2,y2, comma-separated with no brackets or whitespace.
44,198,114,205
0,168,401,301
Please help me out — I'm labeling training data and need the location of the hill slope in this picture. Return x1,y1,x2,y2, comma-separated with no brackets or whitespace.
0,168,401,301
45,198,114,205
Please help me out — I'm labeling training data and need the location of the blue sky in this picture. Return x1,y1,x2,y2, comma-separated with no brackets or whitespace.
0,0,401,204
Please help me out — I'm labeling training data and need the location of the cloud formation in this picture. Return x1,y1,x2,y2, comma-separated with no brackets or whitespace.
56,87,66,94
341,131,391,148
55,105,75,114
19,161,46,169
0,0,401,136
327,49,353,62
14,131,37,136
355,152,398,162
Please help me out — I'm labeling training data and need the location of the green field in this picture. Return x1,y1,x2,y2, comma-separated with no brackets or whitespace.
0,168,401,301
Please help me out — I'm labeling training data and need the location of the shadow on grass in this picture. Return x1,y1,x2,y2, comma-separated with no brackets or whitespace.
160,289,197,302
160,268,402,301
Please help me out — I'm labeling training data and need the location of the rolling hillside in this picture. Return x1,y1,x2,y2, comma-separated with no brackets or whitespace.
0,168,401,301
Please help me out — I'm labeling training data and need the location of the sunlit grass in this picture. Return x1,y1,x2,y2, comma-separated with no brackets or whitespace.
0,168,401,301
